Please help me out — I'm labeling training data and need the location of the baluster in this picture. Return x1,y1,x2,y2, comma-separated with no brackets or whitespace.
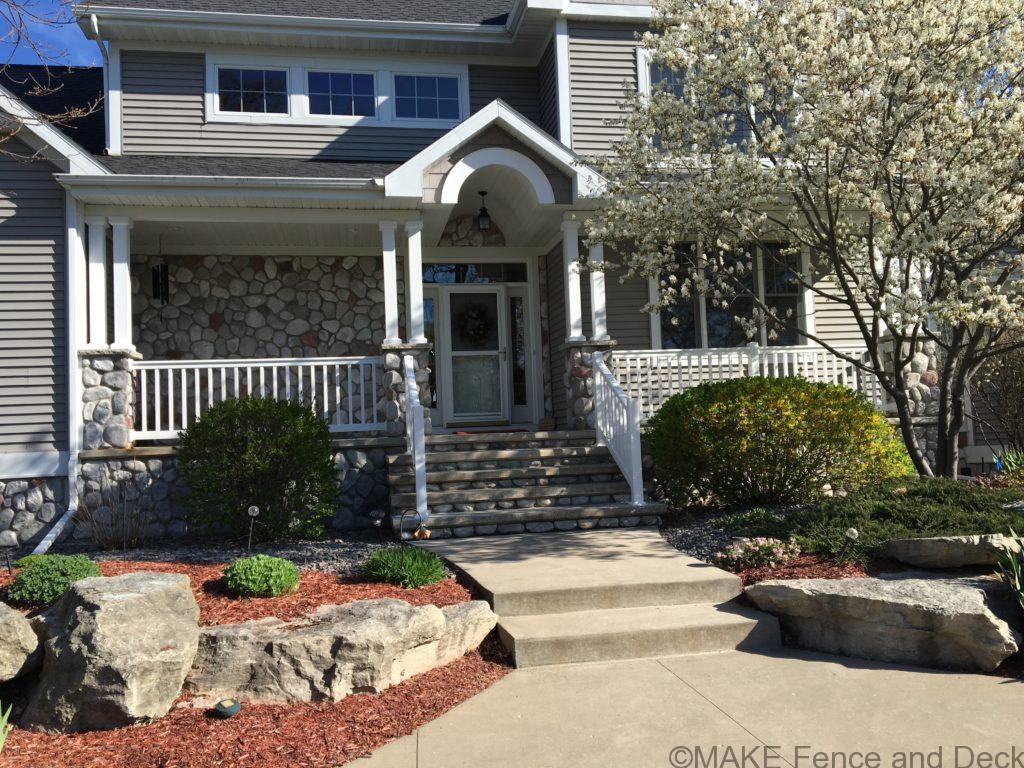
260,367,266,398
371,365,379,424
193,368,200,423
155,369,162,434
168,369,175,432
140,369,148,434
180,368,187,429
246,366,252,398
321,364,329,420
206,368,213,409
233,367,239,398
348,364,356,426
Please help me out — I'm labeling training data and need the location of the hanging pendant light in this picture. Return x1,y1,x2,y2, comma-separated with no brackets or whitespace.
477,191,491,231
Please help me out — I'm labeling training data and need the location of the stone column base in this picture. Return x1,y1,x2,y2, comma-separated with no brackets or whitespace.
564,339,616,430
80,348,142,450
381,341,433,437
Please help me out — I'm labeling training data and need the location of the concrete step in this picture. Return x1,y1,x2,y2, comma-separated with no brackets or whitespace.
388,445,612,468
391,502,665,534
391,480,635,509
498,603,782,668
389,463,624,489
426,430,594,449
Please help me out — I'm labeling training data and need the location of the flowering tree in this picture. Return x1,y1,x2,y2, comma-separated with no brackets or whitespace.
589,0,1024,477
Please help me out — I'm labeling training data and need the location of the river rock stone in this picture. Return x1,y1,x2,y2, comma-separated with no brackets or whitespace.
21,572,200,732
186,598,497,704
885,534,1019,569
746,573,1021,672
0,602,41,682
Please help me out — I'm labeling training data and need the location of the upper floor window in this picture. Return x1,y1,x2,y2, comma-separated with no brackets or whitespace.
394,75,460,120
308,72,376,117
217,68,288,114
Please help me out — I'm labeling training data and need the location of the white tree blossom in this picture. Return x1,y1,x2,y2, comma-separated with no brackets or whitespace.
590,0,1024,476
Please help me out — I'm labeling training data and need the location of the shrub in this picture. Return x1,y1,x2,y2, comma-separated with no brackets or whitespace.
74,478,157,551
997,529,1024,614
363,547,446,589
0,700,10,755
644,377,913,508
713,537,801,572
177,396,338,542
728,478,1024,563
222,555,300,598
12,553,50,569
7,554,101,607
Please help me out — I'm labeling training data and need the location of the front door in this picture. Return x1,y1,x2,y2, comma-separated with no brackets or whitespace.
441,286,510,425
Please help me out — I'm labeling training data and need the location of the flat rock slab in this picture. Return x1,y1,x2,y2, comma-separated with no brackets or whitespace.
746,573,1022,671
0,602,41,682
186,598,496,705
885,534,1019,568
22,572,200,733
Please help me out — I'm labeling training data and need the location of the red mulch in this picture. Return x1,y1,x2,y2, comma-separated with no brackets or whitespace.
3,635,512,768
734,554,869,586
0,560,471,626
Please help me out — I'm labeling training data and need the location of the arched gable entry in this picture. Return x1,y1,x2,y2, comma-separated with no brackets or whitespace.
439,147,556,206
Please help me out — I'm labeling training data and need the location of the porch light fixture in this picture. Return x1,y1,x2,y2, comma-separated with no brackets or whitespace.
477,191,491,231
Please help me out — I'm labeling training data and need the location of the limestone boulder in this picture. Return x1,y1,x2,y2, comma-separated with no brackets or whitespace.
21,572,200,732
0,602,41,682
186,598,497,704
746,573,1021,671
885,534,1019,569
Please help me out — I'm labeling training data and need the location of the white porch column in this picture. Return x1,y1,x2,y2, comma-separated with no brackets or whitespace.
588,242,609,341
562,219,585,342
84,215,108,348
380,220,401,345
405,220,427,344
109,216,134,350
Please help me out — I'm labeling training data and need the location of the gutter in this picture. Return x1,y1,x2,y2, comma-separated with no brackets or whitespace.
57,173,383,190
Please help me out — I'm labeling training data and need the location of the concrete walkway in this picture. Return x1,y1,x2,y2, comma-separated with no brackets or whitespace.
354,650,1022,768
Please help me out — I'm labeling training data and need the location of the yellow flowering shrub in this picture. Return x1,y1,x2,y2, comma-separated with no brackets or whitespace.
645,377,913,508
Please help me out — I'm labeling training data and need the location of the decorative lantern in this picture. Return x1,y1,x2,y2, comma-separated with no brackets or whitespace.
477,191,491,231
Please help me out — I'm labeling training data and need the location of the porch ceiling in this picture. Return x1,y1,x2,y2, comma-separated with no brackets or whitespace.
131,220,387,254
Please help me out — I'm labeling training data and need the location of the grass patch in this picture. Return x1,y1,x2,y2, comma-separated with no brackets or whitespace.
719,478,1024,563
364,547,446,589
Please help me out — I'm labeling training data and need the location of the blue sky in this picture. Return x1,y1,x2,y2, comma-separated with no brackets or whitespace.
3,0,99,67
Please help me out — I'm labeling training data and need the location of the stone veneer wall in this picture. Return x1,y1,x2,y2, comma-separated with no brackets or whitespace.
82,351,136,450
0,477,68,548
132,253,406,360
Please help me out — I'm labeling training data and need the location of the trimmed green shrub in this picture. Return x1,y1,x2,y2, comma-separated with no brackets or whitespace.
222,555,300,598
177,396,338,542
12,553,50,569
7,554,101,607
363,547,446,589
645,377,913,508
726,478,1024,563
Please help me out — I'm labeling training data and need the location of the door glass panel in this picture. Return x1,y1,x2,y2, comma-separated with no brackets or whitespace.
452,357,502,415
509,295,527,406
424,296,437,408
450,293,499,352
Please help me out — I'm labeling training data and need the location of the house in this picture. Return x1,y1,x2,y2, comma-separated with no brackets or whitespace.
0,0,923,548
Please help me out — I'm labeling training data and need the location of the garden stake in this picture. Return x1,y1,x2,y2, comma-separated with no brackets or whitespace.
836,527,860,561
247,506,260,551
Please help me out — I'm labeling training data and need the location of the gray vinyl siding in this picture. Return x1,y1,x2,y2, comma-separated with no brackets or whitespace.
0,143,68,453
812,276,870,346
605,272,652,348
468,65,541,125
537,37,559,139
120,50,444,161
567,22,644,156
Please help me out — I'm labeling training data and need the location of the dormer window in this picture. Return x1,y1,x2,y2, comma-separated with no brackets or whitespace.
394,75,460,120
308,72,376,117
217,68,288,114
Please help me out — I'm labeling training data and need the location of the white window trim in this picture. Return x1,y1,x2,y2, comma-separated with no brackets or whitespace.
204,54,469,129
656,243,810,350
636,47,652,98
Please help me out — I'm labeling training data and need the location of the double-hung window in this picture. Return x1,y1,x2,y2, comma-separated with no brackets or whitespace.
307,71,376,117
217,68,288,114
394,75,460,120
660,243,804,349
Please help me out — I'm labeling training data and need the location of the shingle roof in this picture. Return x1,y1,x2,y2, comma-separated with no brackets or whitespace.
97,154,400,179
78,0,513,26
0,65,106,154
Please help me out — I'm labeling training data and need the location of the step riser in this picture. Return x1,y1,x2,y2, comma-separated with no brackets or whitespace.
428,439,596,451
391,505,664,534
391,482,633,508
389,446,611,467
491,579,743,617
389,464,624,489
501,616,781,668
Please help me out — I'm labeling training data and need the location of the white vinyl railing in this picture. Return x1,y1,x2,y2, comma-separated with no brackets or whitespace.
403,354,429,530
612,342,885,422
592,353,645,505
132,356,384,441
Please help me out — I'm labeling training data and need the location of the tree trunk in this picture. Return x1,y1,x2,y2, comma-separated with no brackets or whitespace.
892,390,934,477
933,393,965,477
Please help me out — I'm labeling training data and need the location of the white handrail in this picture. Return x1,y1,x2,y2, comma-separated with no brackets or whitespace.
612,342,885,421
133,355,384,440
592,352,645,506
403,354,429,531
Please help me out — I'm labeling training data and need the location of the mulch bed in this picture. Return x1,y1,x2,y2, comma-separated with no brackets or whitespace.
733,554,869,586
3,635,513,768
0,560,472,625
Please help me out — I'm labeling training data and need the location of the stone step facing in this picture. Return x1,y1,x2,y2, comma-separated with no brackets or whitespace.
388,462,624,489
390,480,636,510
417,529,782,668
498,603,781,668
388,444,612,468
425,430,596,450
389,502,665,536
